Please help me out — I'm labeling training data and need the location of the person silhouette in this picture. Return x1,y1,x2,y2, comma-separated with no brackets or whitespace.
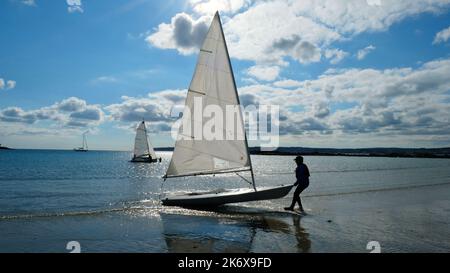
285,156,310,213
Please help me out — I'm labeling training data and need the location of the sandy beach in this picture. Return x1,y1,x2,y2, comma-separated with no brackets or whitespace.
1,163,448,253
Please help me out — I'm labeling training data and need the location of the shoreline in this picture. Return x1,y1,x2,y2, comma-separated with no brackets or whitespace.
3,146,450,159
0,182,449,252
250,151,450,159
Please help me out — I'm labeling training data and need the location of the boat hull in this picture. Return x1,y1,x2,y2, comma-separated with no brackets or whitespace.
130,157,160,163
161,185,294,207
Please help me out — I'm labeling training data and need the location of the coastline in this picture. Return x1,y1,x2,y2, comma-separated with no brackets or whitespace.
159,147,450,159
4,147,450,159
250,151,450,159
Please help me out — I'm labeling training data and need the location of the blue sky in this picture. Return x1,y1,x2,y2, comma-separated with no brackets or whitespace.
1,0,450,150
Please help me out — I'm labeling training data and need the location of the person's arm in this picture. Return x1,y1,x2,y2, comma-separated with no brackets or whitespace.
305,165,310,177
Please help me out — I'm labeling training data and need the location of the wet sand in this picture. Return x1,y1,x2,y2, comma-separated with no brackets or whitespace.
1,182,449,253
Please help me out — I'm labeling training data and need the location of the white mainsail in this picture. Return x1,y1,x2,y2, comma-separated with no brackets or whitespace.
82,133,88,150
165,12,251,178
134,121,157,159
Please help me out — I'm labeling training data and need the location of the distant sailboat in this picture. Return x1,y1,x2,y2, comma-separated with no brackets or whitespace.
161,12,293,207
73,132,88,152
130,120,161,163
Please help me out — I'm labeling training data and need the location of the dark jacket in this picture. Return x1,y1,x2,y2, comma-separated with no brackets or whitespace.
295,163,310,186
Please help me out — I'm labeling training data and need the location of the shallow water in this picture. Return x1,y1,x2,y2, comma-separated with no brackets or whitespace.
0,149,449,252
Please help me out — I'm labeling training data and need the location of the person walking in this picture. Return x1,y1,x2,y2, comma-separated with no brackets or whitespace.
285,156,310,212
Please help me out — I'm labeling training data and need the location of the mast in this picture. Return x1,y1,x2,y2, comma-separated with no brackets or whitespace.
216,12,257,191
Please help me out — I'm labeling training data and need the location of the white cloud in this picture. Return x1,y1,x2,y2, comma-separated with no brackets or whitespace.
290,0,450,35
293,41,322,64
6,80,17,90
67,0,83,13
325,48,349,64
314,102,331,118
246,65,280,81
225,1,339,64
91,76,118,84
3,56,450,147
189,0,249,15
237,57,450,146
57,97,87,112
357,45,376,60
272,79,303,88
105,89,186,132
433,25,450,44
146,13,210,55
21,0,36,6
366,0,381,6
0,78,16,90
0,97,104,128
147,0,450,69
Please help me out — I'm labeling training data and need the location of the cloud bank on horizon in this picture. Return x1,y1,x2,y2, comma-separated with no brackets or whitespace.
1,0,450,149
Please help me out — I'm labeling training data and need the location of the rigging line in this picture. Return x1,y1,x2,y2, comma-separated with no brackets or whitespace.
235,172,253,185
159,179,166,201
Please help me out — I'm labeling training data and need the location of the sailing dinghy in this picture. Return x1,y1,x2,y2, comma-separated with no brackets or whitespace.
131,120,161,163
161,12,293,207
73,132,88,152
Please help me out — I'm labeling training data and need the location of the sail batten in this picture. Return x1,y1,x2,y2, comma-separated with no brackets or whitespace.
165,12,251,179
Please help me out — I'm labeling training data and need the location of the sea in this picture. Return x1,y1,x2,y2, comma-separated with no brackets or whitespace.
0,149,449,253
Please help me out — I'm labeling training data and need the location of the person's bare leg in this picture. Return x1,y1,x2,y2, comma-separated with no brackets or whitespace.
285,198,295,210
285,194,298,211
298,197,304,212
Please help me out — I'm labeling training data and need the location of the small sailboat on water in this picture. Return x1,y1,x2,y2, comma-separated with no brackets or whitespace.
131,120,161,163
73,132,88,152
161,12,293,207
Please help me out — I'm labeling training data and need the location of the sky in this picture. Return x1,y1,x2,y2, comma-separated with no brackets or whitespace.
1,0,450,150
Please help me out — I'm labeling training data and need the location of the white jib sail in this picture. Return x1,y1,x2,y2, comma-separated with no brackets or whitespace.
134,121,157,159
83,133,88,150
165,12,251,178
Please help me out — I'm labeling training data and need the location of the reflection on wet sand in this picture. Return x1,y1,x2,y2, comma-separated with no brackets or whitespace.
160,206,312,253
292,215,311,253
160,212,255,253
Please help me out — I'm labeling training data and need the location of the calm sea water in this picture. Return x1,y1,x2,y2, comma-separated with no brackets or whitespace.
0,149,449,252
